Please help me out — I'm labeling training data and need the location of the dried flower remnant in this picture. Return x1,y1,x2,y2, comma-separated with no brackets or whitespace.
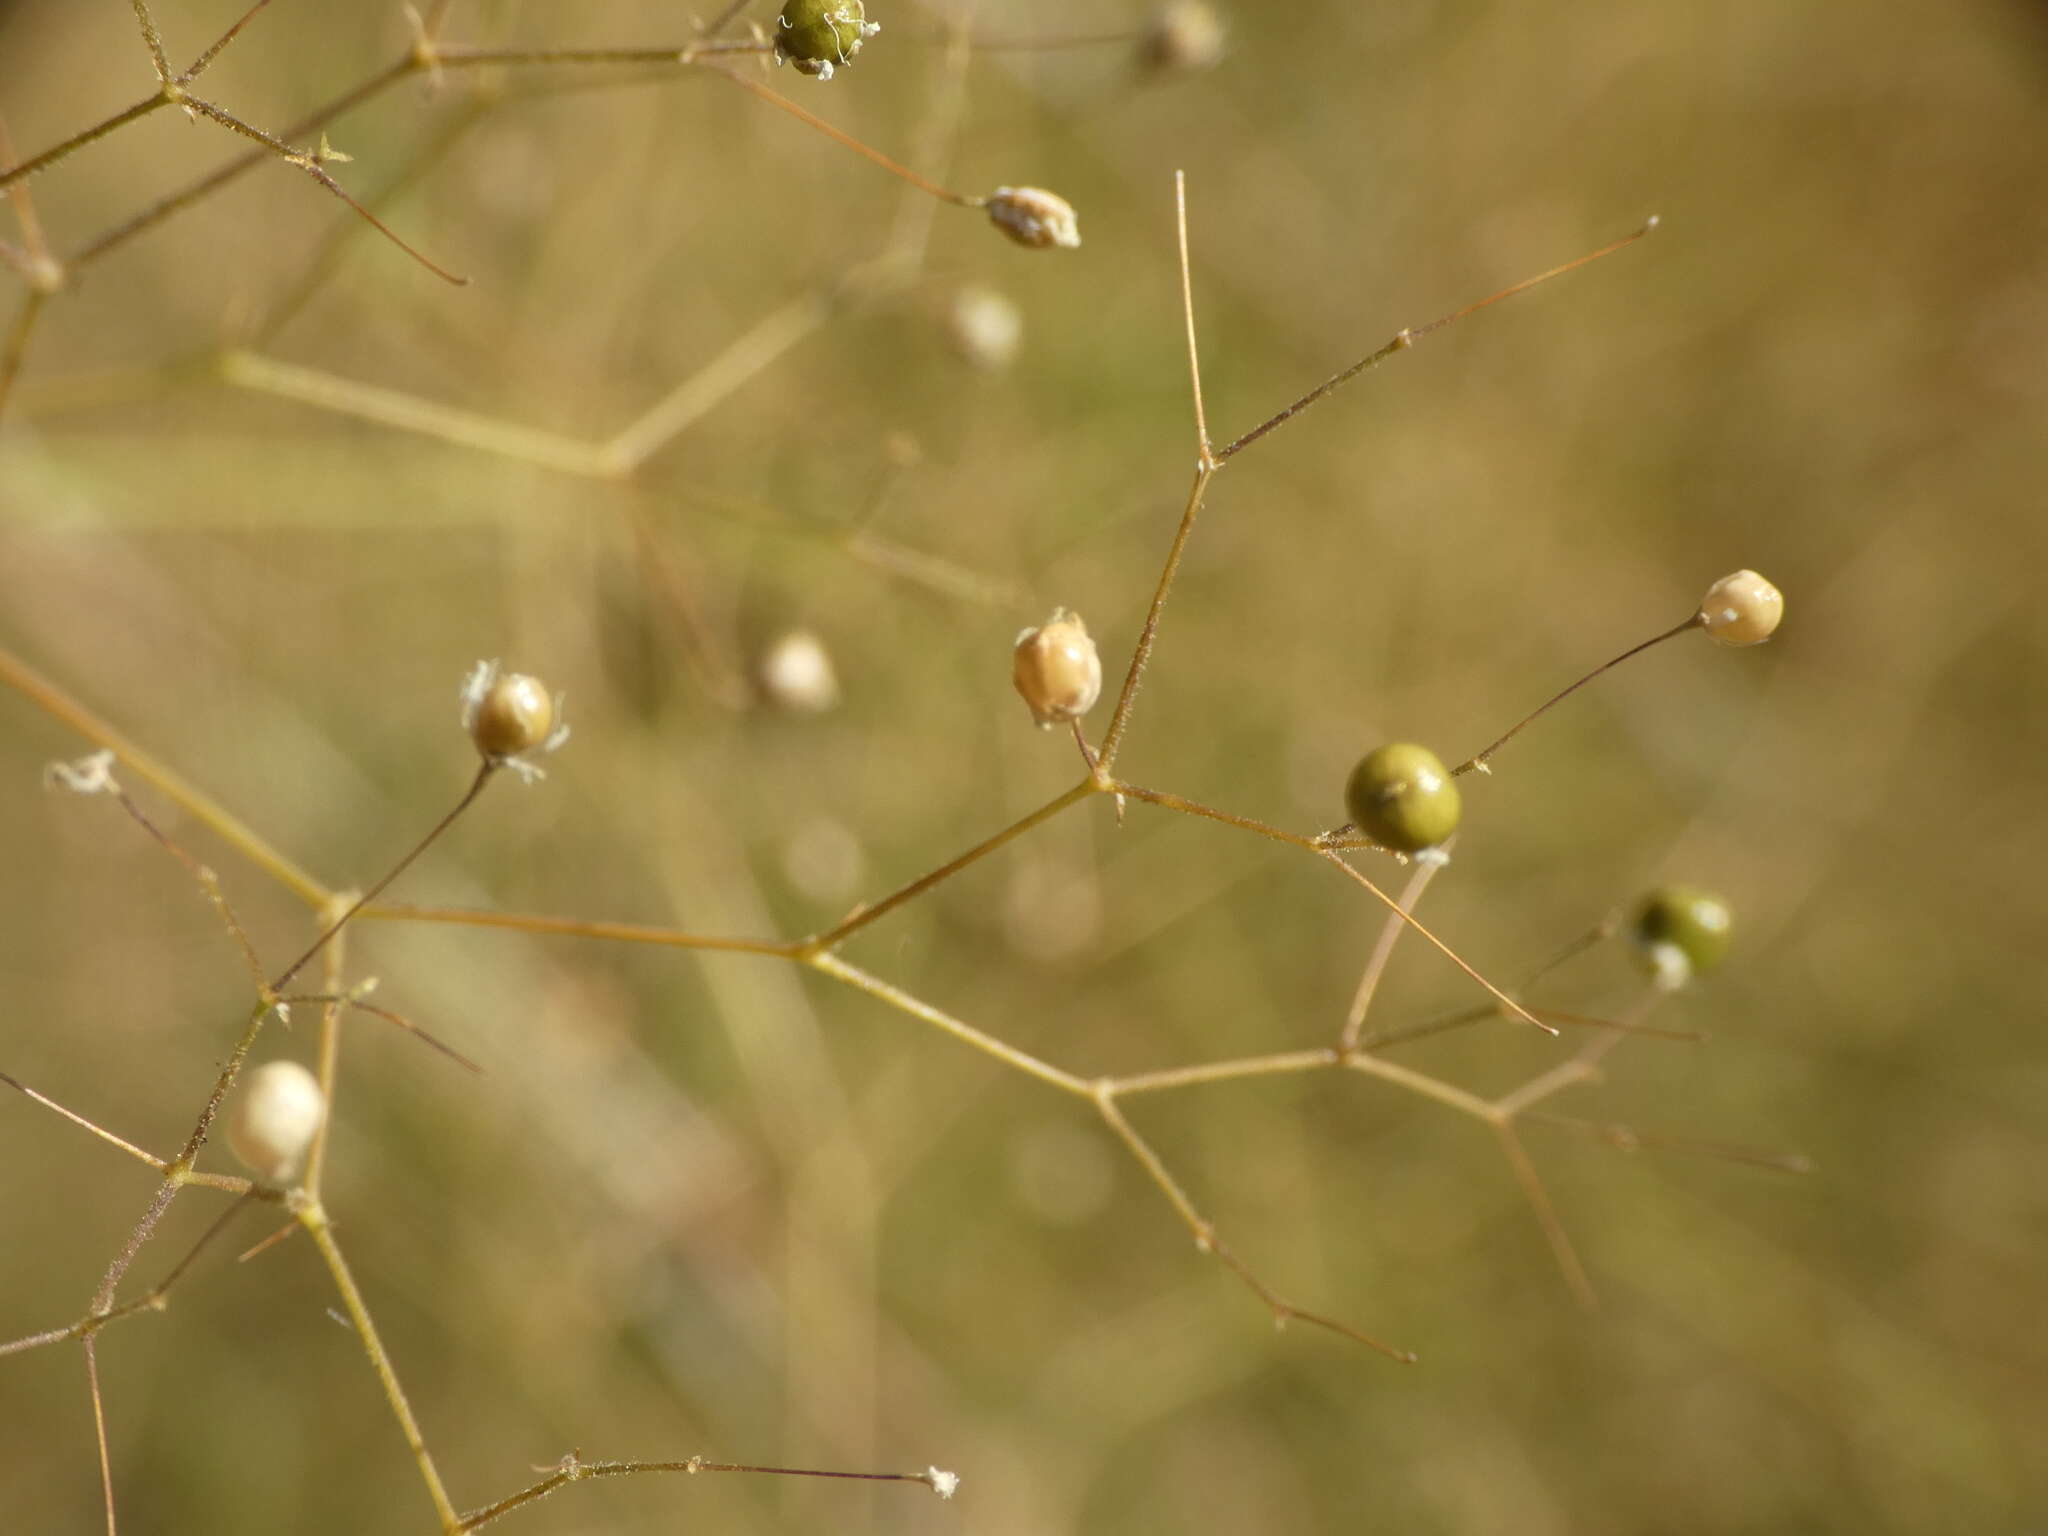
1631,885,1732,990
1697,568,1784,647
986,186,1081,251
774,0,880,81
1138,1,1226,77
43,749,119,796
1012,609,1102,728
1344,742,1462,855
461,659,569,782
225,1060,326,1184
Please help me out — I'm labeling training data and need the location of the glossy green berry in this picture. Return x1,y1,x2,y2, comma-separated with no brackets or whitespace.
1631,884,1732,988
1343,742,1461,853
774,0,879,80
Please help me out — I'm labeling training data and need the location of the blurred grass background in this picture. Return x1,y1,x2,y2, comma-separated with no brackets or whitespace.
2,0,2044,1531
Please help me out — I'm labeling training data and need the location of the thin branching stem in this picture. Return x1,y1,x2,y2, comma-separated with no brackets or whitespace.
1104,1048,1337,1098
1103,779,1549,1034
226,279,844,475
1093,1089,1415,1361
178,0,278,85
809,779,1098,950
70,61,413,269
459,1455,951,1532
432,42,768,69
1341,1049,1499,1122
303,912,351,1198
0,1072,166,1171
1494,1119,1595,1309
360,902,802,957
1095,463,1215,771
809,952,1091,1096
1317,848,1555,1035
1519,1110,1814,1175
1451,614,1702,776
1,288,46,418
218,351,610,475
300,1202,460,1530
1174,171,1213,461
1361,1002,1700,1052
0,97,166,193
0,1324,76,1359
83,1337,116,1536
178,96,468,285
1340,852,1444,1052
1,643,329,905
0,112,53,262
703,64,981,206
269,764,496,995
1215,218,1659,462
129,0,171,82
107,788,266,992
89,999,269,1316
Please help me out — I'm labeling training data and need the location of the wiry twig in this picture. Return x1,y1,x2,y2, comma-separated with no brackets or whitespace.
1215,217,1659,461
458,1452,957,1532
1094,1089,1415,1361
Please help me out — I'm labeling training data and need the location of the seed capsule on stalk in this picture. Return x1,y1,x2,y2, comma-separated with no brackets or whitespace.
759,629,841,713
1138,1,1226,77
226,1060,326,1185
986,187,1082,251
1698,569,1784,646
1630,884,1732,989
1013,609,1102,728
773,0,880,80
1343,742,1461,854
460,660,569,781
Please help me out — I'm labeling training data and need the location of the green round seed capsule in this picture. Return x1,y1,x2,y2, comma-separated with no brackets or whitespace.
1343,742,1461,853
1631,885,1732,983
775,0,876,77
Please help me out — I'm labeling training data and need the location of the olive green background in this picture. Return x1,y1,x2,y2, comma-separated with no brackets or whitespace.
2,1,2043,1531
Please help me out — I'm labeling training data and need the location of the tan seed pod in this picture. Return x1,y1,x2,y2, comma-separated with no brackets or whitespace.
225,1060,326,1184
1138,1,1226,76
460,660,570,780
1698,569,1784,646
986,187,1081,251
1012,609,1102,728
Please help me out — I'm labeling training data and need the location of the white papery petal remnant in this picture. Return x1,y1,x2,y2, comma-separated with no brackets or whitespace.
43,749,119,795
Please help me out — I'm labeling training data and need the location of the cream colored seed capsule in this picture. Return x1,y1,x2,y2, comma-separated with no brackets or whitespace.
759,628,841,713
1012,609,1102,728
944,283,1024,372
226,1060,326,1185
1138,1,1226,76
986,187,1081,251
1698,569,1784,646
